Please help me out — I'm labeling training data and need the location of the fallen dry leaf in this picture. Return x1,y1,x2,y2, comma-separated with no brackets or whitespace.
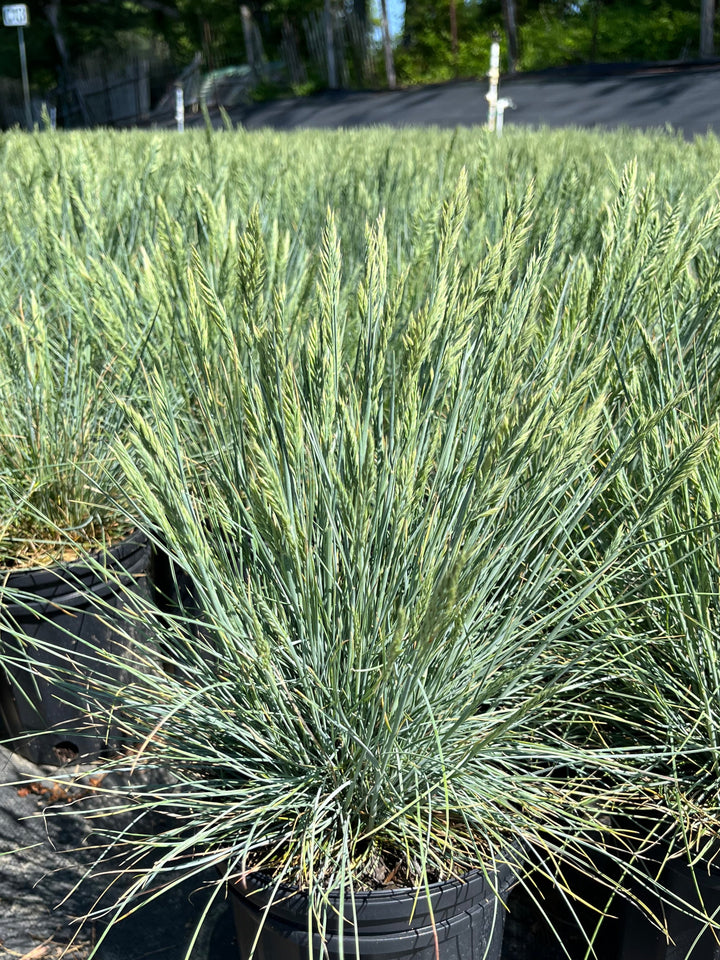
20,944,52,959
6,938,94,960
15,774,107,806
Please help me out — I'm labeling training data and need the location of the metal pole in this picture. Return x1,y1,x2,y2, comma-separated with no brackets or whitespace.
17,24,31,129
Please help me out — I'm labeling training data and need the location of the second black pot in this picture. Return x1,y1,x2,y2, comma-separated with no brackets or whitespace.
0,531,153,766
620,852,720,960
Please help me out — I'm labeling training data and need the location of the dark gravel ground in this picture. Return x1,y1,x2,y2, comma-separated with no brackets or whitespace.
0,745,235,960
147,60,720,139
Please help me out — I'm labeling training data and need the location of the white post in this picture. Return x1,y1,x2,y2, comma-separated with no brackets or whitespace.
175,83,184,132
49,104,56,129
495,97,515,136
486,41,500,132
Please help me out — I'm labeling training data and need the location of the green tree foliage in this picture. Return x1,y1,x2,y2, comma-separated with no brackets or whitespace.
0,0,176,85
164,0,245,66
398,0,505,82
0,0,714,94
0,0,273,85
0,0,361,91
520,0,704,69
398,0,716,82
0,2,59,86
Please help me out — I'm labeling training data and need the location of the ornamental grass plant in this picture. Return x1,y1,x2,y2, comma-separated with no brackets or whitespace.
536,165,720,941
0,288,158,766
0,294,153,566
4,128,720,956
13,170,720,959
587,279,720,856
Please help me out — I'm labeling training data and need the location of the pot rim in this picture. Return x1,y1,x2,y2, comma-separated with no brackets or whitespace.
226,860,516,903
0,527,146,579
0,530,150,613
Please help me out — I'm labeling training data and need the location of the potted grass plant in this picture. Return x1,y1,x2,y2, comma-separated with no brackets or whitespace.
0,297,156,765
592,334,720,959
33,186,703,960
541,168,720,951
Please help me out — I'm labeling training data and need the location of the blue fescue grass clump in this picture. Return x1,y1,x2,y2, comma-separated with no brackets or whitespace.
2,126,720,955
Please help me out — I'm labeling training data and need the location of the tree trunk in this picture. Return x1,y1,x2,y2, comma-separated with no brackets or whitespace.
700,0,715,58
282,17,306,86
240,5,257,76
379,0,396,89
44,0,71,76
202,19,215,73
353,0,367,26
501,0,518,74
44,0,90,123
449,0,458,77
324,0,338,89
590,0,600,60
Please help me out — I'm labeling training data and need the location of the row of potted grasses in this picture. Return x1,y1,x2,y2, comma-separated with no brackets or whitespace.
2,126,720,324
1,128,720,956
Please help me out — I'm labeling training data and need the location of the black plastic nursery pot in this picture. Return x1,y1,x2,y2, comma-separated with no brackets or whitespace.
620,853,720,960
501,849,626,960
0,531,153,766
228,866,514,960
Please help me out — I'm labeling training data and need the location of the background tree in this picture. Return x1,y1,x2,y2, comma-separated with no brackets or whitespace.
501,0,518,72
399,0,712,83
379,0,397,86
700,0,715,55
1,0,714,100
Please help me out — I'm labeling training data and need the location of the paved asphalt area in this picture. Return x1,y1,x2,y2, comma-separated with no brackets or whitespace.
177,61,720,138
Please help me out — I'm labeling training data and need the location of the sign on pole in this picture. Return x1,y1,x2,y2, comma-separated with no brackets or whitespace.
2,4,28,27
3,5,32,129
